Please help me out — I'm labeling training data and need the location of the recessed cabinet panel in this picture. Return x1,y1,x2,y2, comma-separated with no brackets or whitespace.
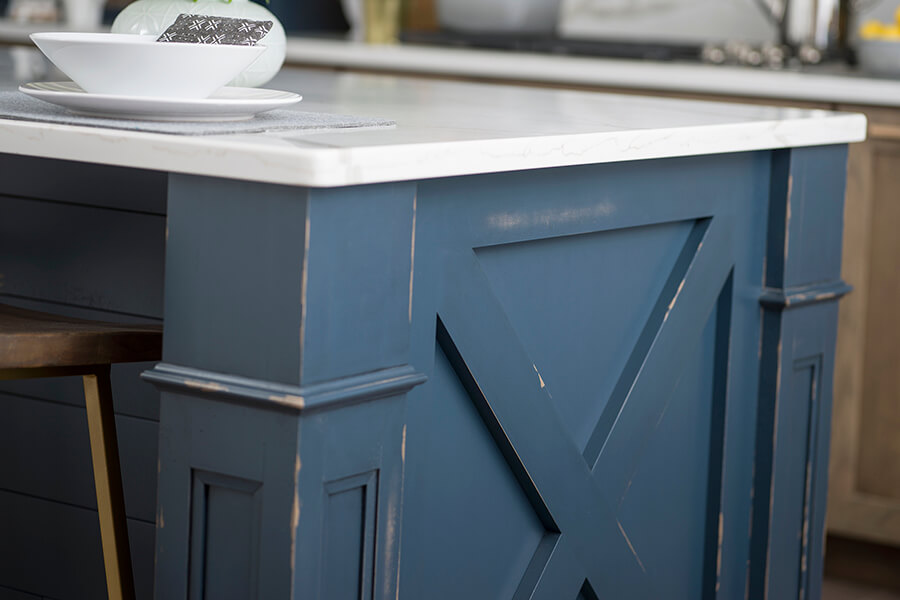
322,472,378,600
189,471,263,600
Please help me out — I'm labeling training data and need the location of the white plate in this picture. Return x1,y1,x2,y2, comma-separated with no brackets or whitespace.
18,81,302,121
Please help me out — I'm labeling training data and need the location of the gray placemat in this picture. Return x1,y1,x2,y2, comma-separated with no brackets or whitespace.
0,91,395,135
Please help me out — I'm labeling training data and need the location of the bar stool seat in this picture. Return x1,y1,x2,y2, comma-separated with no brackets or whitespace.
0,303,162,600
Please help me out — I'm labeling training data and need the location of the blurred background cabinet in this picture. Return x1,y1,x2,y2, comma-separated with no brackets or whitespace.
829,105,900,548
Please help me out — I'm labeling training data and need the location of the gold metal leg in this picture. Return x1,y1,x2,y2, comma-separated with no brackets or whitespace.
83,367,136,600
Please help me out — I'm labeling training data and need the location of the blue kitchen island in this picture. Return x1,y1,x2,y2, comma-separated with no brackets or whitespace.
0,63,866,599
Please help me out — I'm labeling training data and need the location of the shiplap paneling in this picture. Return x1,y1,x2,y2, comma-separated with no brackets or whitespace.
0,156,167,599
0,584,43,600
0,391,158,522
0,490,155,600
0,154,166,215
0,194,166,318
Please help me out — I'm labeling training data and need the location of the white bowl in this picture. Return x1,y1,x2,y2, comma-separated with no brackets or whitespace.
436,0,562,33
29,32,266,99
857,39,900,79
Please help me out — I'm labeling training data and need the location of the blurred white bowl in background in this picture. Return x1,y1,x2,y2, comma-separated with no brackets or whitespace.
436,0,562,33
61,0,106,29
856,39,900,78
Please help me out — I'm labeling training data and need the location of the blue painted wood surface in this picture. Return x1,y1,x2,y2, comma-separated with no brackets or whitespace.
749,146,849,600
0,145,850,600
402,156,756,600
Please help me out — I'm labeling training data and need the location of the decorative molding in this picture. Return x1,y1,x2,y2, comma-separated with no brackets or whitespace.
142,363,426,413
759,281,852,309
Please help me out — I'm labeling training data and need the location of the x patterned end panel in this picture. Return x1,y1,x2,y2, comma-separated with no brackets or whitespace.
616,296,726,598
410,344,546,598
437,215,734,599
577,580,600,600
474,219,696,452
438,259,650,598
591,217,733,493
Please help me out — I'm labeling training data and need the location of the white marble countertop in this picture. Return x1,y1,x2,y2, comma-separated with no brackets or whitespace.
0,65,866,187
285,38,900,108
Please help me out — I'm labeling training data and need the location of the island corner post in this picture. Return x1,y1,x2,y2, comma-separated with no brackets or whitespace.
134,145,847,599
143,176,425,600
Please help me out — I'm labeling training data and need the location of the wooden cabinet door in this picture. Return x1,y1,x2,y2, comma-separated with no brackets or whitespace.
829,105,900,546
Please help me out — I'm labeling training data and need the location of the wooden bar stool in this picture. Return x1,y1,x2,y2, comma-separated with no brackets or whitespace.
0,303,162,600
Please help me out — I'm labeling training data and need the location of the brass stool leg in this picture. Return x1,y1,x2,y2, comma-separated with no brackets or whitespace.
83,367,136,600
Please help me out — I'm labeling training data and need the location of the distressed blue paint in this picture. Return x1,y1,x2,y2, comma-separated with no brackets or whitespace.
702,273,733,600
301,184,417,385
322,472,377,600
163,175,307,385
585,218,715,468
750,146,848,600
402,153,772,600
0,145,849,600
191,472,263,600
416,346,546,599
616,298,718,599
713,154,770,600
474,220,695,451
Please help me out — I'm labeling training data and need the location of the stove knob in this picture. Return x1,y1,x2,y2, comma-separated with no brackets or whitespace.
702,44,727,64
797,44,823,64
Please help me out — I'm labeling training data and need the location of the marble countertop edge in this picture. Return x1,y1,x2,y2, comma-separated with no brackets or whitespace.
0,111,867,187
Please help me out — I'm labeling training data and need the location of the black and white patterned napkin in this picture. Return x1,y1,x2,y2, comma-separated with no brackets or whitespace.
157,13,273,46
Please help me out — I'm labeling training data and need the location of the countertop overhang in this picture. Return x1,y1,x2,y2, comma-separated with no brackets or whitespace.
0,66,866,187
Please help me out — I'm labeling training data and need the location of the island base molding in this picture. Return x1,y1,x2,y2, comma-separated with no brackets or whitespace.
149,372,416,600
142,362,427,413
